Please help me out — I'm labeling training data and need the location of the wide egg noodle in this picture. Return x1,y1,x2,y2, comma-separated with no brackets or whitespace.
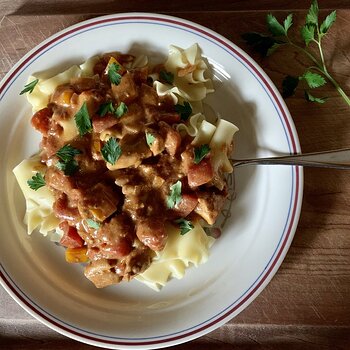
13,155,59,236
136,222,215,291
210,119,239,173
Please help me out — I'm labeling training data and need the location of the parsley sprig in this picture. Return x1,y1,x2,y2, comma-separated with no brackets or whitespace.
166,180,182,209
27,172,45,190
175,218,194,235
108,63,122,85
56,144,81,176
101,137,122,165
74,102,92,136
159,70,174,84
194,144,211,164
242,0,350,106
20,79,39,95
86,219,101,230
97,101,128,118
175,101,192,121
145,132,156,147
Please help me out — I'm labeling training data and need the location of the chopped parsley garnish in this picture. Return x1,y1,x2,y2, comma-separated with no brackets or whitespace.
159,70,174,84
175,218,194,235
27,172,45,190
166,180,182,209
55,144,81,176
86,219,100,230
101,137,122,165
74,102,92,136
194,144,211,164
115,102,128,117
20,79,39,95
145,132,156,147
108,62,122,85
97,101,127,118
56,144,81,163
97,101,115,116
175,101,192,121
56,159,79,176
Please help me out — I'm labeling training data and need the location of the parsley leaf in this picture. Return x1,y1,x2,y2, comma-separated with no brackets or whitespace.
108,62,122,85
56,144,81,163
302,71,326,88
283,14,293,34
194,144,211,164
159,70,174,84
97,101,115,116
115,102,128,117
56,159,79,176
145,132,156,147
304,90,328,104
27,172,45,190
175,218,194,235
74,102,92,136
320,10,336,35
166,180,182,209
301,24,315,45
20,79,39,95
175,101,192,121
282,75,300,98
101,137,122,165
306,0,319,26
267,14,287,37
86,219,100,229
241,32,284,57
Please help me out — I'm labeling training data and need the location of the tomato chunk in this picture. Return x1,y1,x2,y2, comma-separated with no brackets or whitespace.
171,193,198,218
188,158,214,187
59,221,84,248
31,107,52,136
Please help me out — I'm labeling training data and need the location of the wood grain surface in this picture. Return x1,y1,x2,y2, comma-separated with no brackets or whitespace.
1,1,350,349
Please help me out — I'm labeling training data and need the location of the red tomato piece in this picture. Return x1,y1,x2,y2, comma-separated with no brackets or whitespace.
188,158,214,187
171,193,198,218
59,222,84,248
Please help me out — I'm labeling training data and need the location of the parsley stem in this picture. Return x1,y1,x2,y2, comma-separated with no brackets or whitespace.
289,41,350,107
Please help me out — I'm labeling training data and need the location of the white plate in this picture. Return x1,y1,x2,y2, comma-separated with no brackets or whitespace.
0,13,303,349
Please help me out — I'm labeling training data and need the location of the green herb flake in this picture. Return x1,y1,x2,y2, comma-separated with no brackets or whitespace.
97,101,115,116
175,218,194,235
166,180,182,209
301,24,315,46
86,219,101,230
159,70,174,84
194,144,211,164
320,10,336,35
108,62,122,85
175,101,192,121
302,71,326,89
101,137,122,165
304,90,328,104
267,13,287,37
306,0,319,26
283,13,293,34
115,102,128,117
74,102,92,136
20,79,39,95
27,172,45,190
56,159,79,176
145,132,156,147
56,144,81,163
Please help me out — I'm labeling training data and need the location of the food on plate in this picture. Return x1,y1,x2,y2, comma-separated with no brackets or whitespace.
14,44,238,290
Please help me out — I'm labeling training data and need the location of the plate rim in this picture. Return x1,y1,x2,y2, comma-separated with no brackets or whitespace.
0,12,304,349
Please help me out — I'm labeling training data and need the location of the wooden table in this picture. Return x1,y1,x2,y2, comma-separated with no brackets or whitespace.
1,1,350,349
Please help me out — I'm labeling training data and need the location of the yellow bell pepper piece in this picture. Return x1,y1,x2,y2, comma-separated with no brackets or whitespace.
65,247,89,263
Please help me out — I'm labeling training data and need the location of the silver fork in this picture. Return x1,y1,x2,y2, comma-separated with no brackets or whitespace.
231,148,350,170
